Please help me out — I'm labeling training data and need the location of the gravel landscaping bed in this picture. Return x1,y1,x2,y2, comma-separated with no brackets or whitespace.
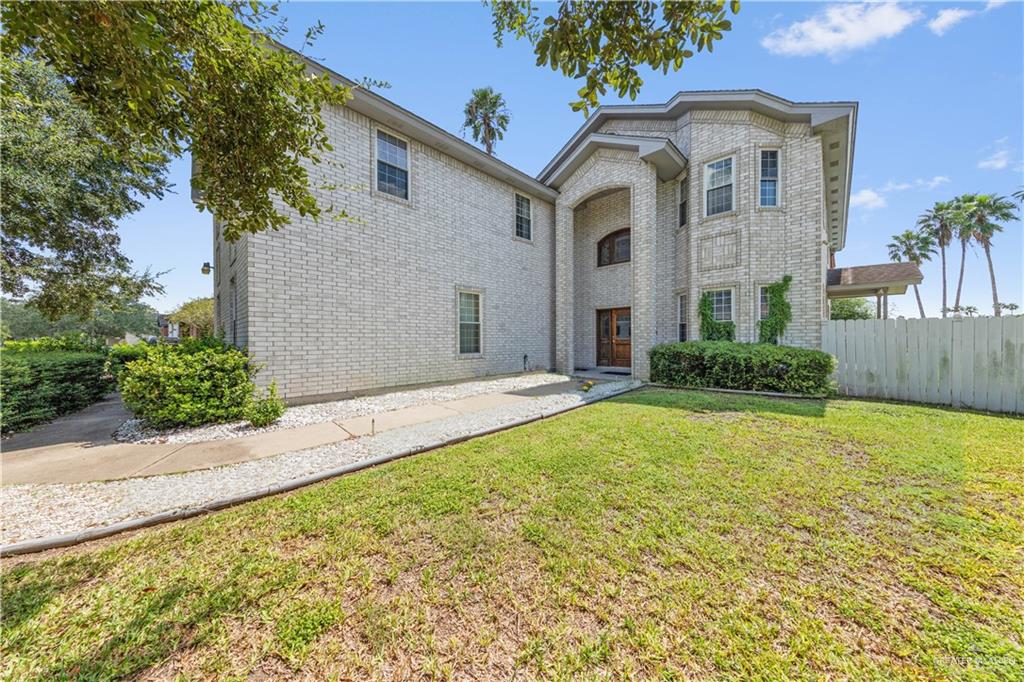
114,372,572,445
2,379,637,546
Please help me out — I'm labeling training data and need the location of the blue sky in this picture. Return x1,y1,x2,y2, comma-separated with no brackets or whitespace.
122,1,1023,317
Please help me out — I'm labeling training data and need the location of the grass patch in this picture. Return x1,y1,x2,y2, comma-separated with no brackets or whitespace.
2,389,1022,679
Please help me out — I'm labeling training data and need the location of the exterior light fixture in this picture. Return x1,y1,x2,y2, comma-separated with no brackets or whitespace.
201,262,214,275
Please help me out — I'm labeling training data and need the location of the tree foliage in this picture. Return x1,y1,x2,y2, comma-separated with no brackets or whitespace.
887,229,935,318
462,87,510,155
491,0,739,114
169,297,215,336
1,1,351,244
1,298,159,340
1,57,168,318
829,298,874,321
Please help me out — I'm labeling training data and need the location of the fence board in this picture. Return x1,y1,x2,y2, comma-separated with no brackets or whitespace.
822,317,1021,414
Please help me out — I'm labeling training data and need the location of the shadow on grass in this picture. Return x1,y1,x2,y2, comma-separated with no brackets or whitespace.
613,386,828,418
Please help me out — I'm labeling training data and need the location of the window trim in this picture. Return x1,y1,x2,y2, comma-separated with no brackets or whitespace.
456,288,483,356
758,284,771,321
677,293,688,342
678,175,689,228
514,193,533,241
758,148,781,209
703,154,736,218
373,126,412,203
703,287,735,323
597,228,631,267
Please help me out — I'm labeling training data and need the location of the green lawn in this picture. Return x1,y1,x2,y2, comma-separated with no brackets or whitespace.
3,389,1023,680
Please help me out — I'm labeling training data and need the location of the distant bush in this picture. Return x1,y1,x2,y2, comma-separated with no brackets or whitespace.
649,341,835,396
245,381,286,427
118,342,256,428
105,341,151,378
3,333,106,354
0,351,113,433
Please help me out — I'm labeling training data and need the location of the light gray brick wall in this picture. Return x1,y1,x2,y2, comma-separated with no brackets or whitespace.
227,104,555,401
212,222,250,349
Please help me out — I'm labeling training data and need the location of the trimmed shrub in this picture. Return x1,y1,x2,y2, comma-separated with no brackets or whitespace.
245,381,286,427
119,343,256,428
0,351,114,433
3,333,106,354
649,341,835,396
105,341,151,378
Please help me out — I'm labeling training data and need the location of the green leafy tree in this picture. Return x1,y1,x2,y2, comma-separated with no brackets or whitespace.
462,87,510,155
1,1,350,245
1,57,167,319
1,298,159,339
169,297,215,337
960,193,1019,317
951,199,974,316
830,298,874,321
917,200,956,318
491,0,739,114
887,229,936,319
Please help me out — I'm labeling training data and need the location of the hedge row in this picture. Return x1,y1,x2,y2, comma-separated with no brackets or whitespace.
0,351,114,433
649,341,835,396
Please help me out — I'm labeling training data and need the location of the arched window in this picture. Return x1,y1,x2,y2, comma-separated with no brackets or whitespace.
597,229,631,266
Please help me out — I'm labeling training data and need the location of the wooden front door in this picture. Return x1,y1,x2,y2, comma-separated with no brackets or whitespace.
596,308,631,368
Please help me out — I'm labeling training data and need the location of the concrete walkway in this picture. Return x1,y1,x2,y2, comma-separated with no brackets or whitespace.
2,388,540,485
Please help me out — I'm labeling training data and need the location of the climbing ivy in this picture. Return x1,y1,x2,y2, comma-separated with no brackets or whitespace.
758,275,792,344
698,292,735,341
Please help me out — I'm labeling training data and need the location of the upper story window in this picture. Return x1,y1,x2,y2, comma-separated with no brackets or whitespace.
597,229,631,267
678,176,689,228
515,194,532,240
707,288,733,322
376,130,409,199
704,156,734,216
759,150,779,207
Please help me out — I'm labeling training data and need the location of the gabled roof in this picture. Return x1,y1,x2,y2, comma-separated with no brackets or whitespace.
275,43,559,202
543,134,687,190
826,263,922,297
539,90,857,251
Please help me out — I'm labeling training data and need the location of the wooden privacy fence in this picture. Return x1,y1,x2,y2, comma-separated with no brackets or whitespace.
821,317,1024,414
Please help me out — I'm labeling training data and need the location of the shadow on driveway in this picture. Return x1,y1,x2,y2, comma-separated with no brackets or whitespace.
2,394,129,453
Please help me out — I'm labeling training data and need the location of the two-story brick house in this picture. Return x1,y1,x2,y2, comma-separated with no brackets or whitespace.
206,59,869,402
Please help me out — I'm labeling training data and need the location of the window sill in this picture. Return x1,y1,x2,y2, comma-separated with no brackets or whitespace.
457,352,484,360
596,260,631,270
372,188,412,207
700,209,738,224
512,235,534,245
755,205,784,213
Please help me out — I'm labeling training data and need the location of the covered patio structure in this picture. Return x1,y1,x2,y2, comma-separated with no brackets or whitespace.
826,262,924,318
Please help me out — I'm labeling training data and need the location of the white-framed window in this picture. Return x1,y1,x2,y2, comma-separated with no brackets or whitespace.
515,193,532,240
759,285,771,320
707,288,733,322
458,291,481,354
229,278,238,346
759,149,779,207
376,130,409,199
678,295,688,341
678,176,689,228
704,156,734,216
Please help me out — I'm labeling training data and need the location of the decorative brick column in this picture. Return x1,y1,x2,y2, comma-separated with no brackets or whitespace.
554,200,575,374
629,162,659,380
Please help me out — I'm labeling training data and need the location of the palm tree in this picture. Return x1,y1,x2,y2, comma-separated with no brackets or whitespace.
917,201,955,317
461,87,510,156
950,195,974,316
887,229,936,318
961,193,1019,316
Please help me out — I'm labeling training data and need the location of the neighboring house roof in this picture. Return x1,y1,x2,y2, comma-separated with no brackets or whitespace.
826,263,923,298
274,43,559,202
539,90,857,252
543,134,687,190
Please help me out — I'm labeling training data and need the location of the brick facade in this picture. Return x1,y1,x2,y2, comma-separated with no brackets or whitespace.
214,90,847,400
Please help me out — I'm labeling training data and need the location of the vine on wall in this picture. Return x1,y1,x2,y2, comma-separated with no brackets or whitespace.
758,275,792,344
698,293,735,341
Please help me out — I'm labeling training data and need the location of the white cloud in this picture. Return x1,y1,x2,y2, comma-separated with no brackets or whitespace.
882,180,913,192
920,175,951,190
978,149,1010,170
986,1,1008,10
761,3,921,58
928,8,975,36
880,175,951,192
850,188,887,209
